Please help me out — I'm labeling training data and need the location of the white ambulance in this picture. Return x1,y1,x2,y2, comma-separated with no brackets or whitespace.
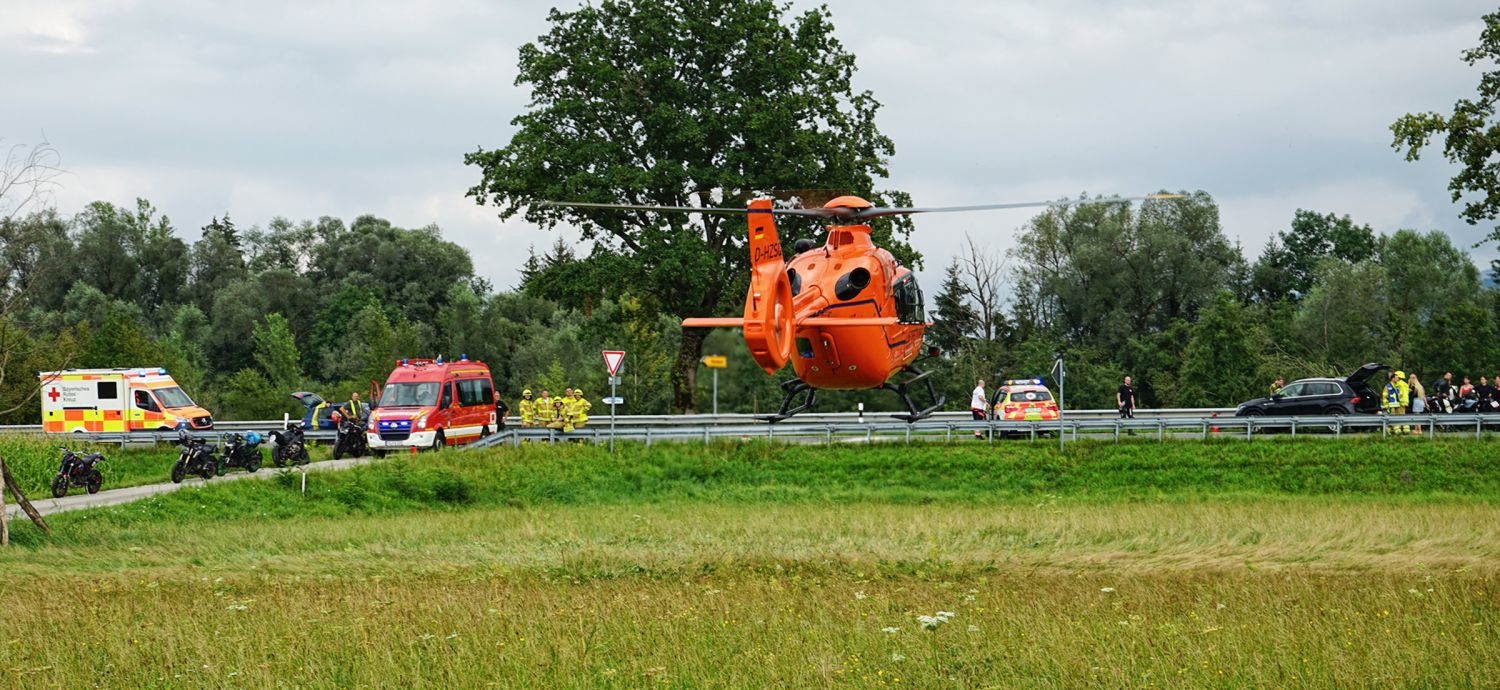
39,368,214,433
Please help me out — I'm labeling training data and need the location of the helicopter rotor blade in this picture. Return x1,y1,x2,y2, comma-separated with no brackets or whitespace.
847,193,1186,220
539,200,840,218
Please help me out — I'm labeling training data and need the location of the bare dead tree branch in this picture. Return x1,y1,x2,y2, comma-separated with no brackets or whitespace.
958,233,1009,343
0,140,65,223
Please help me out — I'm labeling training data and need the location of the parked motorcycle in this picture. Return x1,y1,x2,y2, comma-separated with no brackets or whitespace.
218,431,265,474
270,421,310,467
51,447,105,498
331,409,367,461
172,429,219,483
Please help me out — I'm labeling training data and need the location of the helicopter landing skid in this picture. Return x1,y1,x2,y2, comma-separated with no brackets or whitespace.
758,378,819,423
884,365,946,423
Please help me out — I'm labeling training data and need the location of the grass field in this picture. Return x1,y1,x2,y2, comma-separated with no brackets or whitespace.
1,440,1497,687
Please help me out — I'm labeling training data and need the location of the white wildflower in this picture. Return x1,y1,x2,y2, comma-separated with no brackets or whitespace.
881,626,900,634
225,603,248,611
1117,620,1130,626
855,591,868,600
967,625,980,632
1100,587,1115,593
936,611,956,621
890,653,906,662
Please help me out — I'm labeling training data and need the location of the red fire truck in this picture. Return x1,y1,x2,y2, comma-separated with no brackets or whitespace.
366,356,497,453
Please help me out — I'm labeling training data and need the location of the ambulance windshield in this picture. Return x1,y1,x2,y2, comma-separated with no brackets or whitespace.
155,386,195,408
380,382,441,408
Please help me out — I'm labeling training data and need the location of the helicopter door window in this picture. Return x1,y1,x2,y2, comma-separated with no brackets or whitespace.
796,338,815,359
893,276,925,324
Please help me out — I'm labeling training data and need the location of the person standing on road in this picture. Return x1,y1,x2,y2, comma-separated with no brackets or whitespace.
1435,372,1455,413
1408,372,1426,435
1383,372,1405,431
519,389,535,428
970,379,987,439
1117,376,1136,420
347,392,367,421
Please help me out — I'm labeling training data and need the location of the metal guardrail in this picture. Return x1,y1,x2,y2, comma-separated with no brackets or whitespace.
465,413,1500,449
7,410,1493,447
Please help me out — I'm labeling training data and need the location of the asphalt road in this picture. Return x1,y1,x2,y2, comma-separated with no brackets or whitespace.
5,455,380,519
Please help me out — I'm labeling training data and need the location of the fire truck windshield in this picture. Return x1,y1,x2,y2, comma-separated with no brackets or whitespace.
380,382,441,408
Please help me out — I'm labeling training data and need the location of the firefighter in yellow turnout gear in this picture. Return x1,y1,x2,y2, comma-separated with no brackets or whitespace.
518,389,535,428
540,390,564,429
1384,371,1407,434
547,389,572,432
1394,370,1412,435
568,389,591,429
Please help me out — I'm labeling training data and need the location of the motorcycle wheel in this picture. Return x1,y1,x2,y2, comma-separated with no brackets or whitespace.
332,439,345,461
199,462,215,480
171,461,187,484
272,450,286,468
216,458,227,476
247,453,262,473
50,474,68,499
297,448,310,466
86,470,103,494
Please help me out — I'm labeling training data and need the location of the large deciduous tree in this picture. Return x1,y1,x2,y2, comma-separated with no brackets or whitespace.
465,0,911,412
1391,10,1500,261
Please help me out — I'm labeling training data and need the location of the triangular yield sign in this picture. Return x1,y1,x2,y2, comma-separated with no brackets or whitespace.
602,350,626,377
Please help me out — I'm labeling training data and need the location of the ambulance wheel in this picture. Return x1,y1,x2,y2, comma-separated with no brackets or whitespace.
431,431,445,451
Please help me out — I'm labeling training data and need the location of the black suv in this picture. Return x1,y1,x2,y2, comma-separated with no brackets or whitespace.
1235,363,1390,417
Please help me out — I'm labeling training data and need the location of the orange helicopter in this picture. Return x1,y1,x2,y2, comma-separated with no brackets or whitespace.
546,193,1180,421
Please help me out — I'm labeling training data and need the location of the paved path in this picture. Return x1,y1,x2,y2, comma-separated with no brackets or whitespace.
5,456,380,518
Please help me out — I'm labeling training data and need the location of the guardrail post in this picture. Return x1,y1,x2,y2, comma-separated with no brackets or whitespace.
1382,417,1387,438
1334,420,1341,439
1113,422,1120,443
1157,420,1164,441
645,429,652,447
827,426,833,445
1290,419,1297,438
1478,419,1483,440
1428,417,1435,440
768,425,774,442
1202,422,1208,440
987,424,993,445
866,427,873,443
1029,424,1036,443
1246,419,1253,439
905,426,911,444
945,425,951,443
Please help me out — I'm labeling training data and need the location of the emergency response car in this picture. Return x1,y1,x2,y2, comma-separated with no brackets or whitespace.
39,368,214,432
366,356,497,453
990,378,1061,422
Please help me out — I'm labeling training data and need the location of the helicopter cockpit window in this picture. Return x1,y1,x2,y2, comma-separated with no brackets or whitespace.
892,275,925,324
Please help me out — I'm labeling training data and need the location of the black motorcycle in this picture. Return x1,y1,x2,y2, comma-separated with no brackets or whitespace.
218,431,265,474
51,447,105,498
270,421,310,467
171,429,219,483
331,410,367,461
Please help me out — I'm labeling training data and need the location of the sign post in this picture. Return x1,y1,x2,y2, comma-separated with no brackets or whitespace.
701,355,727,416
1052,355,1066,452
602,350,625,452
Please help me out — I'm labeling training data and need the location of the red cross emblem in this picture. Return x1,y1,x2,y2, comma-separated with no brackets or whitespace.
47,387,60,402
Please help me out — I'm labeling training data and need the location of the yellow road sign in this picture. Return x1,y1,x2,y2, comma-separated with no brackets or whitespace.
701,355,728,369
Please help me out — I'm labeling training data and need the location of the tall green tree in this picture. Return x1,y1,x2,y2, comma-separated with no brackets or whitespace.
1249,210,1377,303
465,0,914,412
1178,292,1265,407
1391,10,1500,254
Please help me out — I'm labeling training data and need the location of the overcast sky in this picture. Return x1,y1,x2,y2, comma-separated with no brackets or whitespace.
3,0,1494,296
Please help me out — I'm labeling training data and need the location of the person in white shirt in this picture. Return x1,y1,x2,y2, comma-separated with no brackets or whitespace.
970,379,987,439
